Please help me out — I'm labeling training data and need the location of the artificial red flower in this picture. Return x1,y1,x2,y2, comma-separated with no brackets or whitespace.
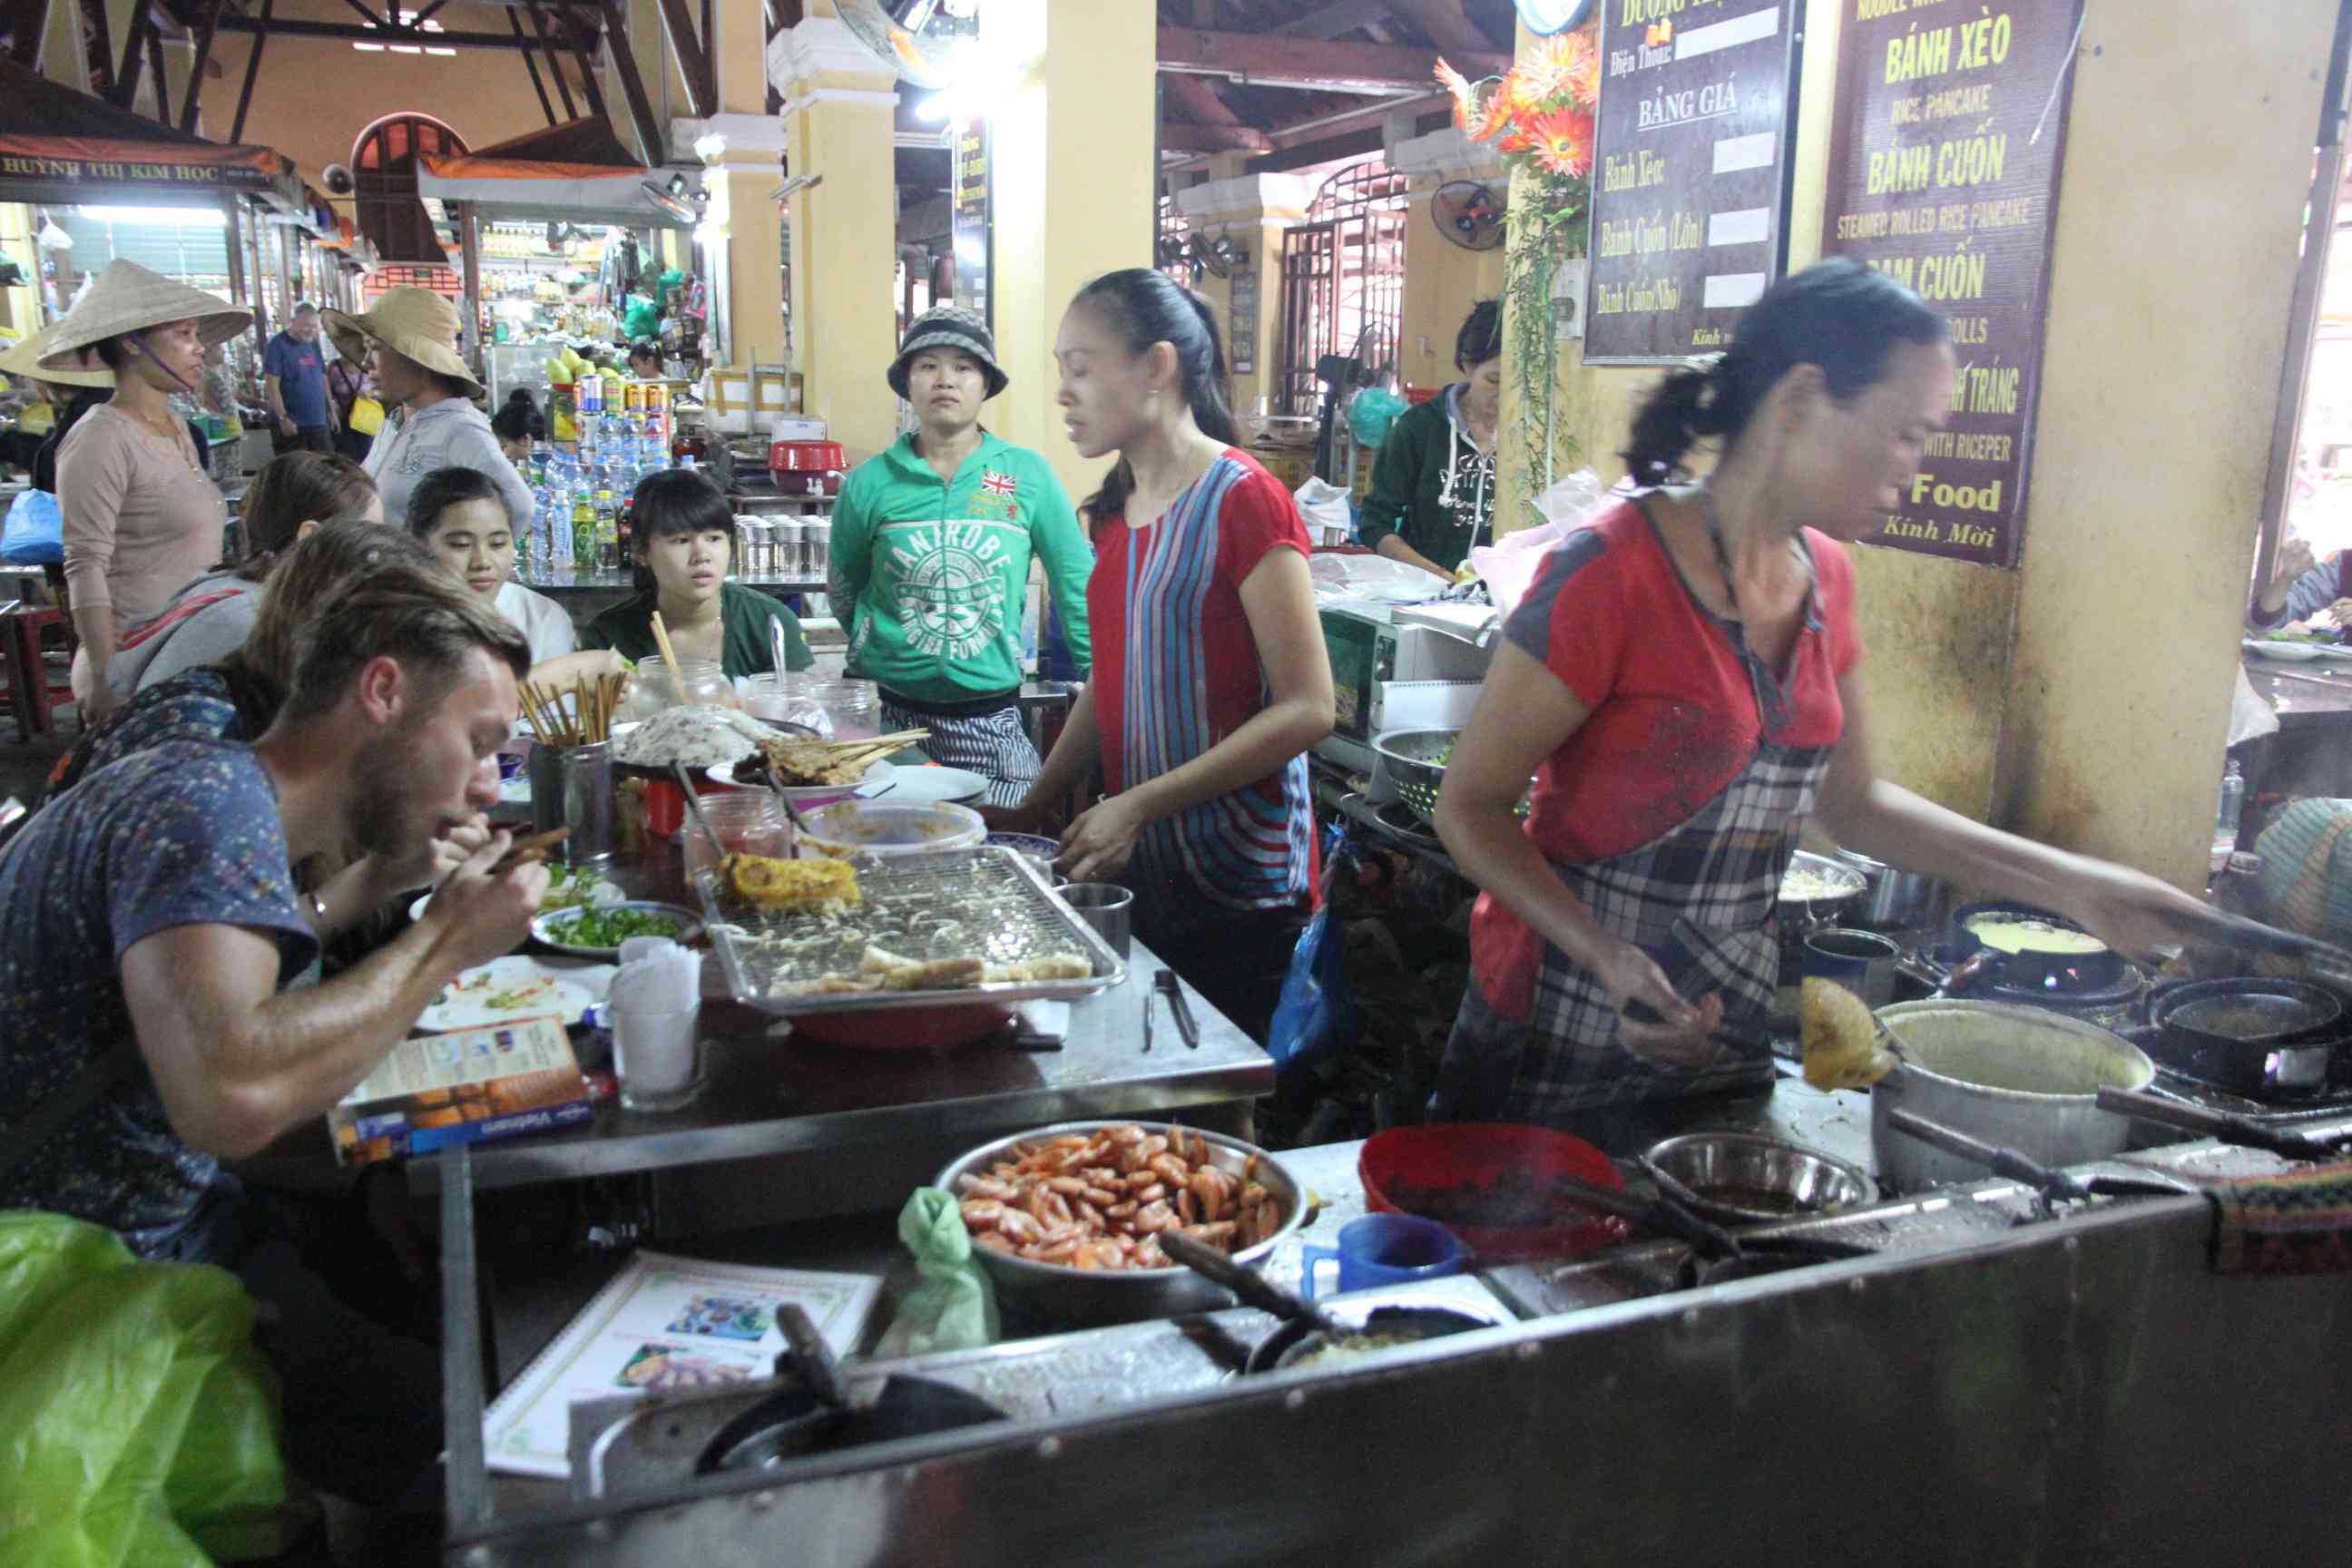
1527,106,1595,179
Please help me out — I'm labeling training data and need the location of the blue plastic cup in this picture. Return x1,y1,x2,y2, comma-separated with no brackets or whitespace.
1298,1213,1467,1300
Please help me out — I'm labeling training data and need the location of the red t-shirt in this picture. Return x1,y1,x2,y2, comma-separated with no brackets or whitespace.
1505,500,1863,863
1469,501,1864,1010
1089,449,1318,911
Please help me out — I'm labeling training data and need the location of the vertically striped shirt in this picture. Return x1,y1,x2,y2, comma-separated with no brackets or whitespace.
1089,450,1316,913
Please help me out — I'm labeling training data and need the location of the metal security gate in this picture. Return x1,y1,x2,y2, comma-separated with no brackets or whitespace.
1274,162,1409,416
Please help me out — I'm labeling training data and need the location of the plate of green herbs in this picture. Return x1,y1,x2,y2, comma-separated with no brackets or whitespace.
531,901,702,958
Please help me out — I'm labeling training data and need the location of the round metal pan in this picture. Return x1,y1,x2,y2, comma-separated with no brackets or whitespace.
1948,900,2127,995
2141,977,2341,1100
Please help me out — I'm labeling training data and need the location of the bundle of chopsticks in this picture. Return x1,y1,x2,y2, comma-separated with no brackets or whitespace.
520,672,627,748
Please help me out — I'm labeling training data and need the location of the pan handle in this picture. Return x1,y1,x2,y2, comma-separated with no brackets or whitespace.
2093,1086,2338,1161
1885,1108,2074,1196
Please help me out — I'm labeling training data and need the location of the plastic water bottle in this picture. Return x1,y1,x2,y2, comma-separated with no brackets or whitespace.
2211,760,2245,876
593,489,619,571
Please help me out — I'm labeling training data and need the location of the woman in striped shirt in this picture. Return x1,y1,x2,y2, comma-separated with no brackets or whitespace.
1008,269,1335,1041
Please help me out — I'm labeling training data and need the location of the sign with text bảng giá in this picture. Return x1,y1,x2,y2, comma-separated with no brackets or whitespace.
1583,0,1803,365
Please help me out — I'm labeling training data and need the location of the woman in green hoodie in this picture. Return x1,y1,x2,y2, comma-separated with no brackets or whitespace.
1357,299,1501,580
829,307,1093,806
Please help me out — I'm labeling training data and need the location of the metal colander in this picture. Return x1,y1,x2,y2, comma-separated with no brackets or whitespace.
693,846,1125,1016
1371,728,1532,827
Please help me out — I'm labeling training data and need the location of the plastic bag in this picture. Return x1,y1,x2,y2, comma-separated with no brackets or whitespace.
1292,475,1355,543
873,1189,999,1357
1464,468,1612,618
0,487,63,565
0,1211,289,1566
1309,550,1450,602
1268,828,1360,1076
1347,387,1408,448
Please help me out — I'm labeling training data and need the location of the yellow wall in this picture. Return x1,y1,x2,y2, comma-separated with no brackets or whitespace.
989,0,1159,506
1498,2,2338,887
1401,175,1506,395
779,61,902,465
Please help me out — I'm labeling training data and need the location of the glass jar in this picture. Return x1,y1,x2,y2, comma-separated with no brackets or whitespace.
806,518,831,581
808,678,880,741
623,655,739,720
776,519,806,579
740,671,828,731
685,790,790,883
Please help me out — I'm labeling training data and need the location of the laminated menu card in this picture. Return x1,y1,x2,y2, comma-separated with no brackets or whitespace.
327,1014,591,1167
482,1250,882,1477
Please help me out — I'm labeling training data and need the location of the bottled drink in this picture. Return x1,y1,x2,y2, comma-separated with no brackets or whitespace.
572,488,597,572
593,489,619,572
2211,760,2246,875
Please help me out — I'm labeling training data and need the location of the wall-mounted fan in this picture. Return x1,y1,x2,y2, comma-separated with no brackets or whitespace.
323,163,356,196
1431,181,1505,251
836,0,983,91
1157,233,1201,279
1199,235,1248,279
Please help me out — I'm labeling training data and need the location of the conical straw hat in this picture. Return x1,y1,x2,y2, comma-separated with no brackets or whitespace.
39,259,250,370
323,286,482,395
0,322,112,388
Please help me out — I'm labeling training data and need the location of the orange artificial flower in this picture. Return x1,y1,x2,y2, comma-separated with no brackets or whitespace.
1510,32,1589,111
1435,57,1475,130
1527,106,1595,180
1564,33,1602,109
1468,75,1518,143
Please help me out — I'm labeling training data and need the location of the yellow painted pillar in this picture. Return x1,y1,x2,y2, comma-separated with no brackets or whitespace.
762,14,902,465
1171,174,1311,419
1392,127,1507,397
986,0,1158,505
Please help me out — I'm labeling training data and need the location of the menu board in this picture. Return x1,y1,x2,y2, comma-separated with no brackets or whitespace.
952,119,992,330
1584,0,1803,364
1821,0,2083,569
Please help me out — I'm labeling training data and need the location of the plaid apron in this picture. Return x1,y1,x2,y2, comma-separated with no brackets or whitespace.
1440,519,1841,1121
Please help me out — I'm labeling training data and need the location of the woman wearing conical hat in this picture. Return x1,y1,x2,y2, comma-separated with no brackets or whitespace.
42,260,248,722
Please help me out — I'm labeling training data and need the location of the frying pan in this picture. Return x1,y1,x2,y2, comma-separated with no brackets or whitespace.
2139,977,2342,1099
1947,900,2126,995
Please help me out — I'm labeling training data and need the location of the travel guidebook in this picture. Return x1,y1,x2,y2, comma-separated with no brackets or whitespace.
482,1250,883,1477
327,1014,592,1166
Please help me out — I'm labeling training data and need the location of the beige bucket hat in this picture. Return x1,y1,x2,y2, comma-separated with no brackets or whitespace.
0,322,112,388
38,259,250,370
324,286,483,395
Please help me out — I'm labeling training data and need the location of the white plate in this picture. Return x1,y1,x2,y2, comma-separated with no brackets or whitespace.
531,901,702,958
2244,638,2332,662
706,758,897,801
416,955,612,1033
877,765,989,805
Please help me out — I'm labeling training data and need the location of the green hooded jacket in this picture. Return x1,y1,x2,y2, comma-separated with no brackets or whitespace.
829,431,1093,704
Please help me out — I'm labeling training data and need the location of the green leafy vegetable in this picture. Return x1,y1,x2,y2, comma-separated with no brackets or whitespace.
549,906,683,949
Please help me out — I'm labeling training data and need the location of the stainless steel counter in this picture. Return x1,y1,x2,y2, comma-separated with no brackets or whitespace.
440,940,1270,1193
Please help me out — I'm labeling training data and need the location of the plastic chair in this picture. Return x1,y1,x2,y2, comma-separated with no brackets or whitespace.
5,602,77,740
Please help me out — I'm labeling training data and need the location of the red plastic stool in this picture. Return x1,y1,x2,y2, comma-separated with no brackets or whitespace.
5,603,77,741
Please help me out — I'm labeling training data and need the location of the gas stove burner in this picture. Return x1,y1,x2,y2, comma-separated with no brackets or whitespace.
1912,942,2149,1013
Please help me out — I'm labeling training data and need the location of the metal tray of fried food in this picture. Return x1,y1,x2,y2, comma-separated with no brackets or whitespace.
691,846,1128,1016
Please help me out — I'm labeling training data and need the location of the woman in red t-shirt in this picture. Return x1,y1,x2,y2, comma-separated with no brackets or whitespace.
1003,269,1335,1042
1433,260,2220,1141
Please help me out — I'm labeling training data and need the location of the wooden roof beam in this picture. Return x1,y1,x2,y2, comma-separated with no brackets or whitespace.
1161,122,1269,152
1158,25,1506,93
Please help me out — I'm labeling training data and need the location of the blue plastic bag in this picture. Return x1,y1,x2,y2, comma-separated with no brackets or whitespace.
1,487,63,565
1268,827,1357,1075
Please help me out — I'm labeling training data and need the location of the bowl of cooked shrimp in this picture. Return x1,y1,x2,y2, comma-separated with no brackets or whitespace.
936,1120,1308,1328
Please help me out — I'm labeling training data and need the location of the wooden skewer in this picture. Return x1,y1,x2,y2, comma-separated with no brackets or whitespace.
493,827,570,873
811,728,929,753
649,609,683,681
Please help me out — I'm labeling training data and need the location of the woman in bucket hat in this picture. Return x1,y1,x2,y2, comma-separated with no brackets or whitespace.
828,305,1093,806
43,260,248,720
326,286,534,546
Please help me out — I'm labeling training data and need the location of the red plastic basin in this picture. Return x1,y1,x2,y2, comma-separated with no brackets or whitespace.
1359,1122,1631,1262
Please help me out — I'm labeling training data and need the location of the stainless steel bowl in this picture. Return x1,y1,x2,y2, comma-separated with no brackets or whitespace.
1833,848,1945,930
933,1121,1308,1329
1779,849,1867,914
1639,1133,1877,1224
